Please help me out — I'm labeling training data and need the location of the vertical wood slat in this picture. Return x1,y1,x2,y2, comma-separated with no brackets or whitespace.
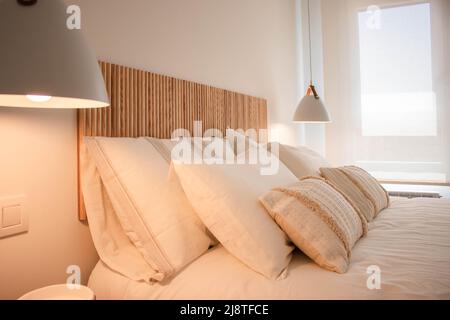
77,61,268,221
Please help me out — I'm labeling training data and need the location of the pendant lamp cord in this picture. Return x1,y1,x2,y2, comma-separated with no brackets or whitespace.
307,0,313,86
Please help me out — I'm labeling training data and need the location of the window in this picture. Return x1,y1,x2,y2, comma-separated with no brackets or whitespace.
358,4,436,137
322,0,450,184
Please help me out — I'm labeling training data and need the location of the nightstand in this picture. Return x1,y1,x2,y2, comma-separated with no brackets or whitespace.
18,284,95,300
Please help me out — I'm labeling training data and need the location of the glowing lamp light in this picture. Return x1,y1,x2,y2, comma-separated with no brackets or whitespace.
26,95,52,103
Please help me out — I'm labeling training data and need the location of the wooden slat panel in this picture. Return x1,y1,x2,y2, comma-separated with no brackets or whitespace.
77,61,268,220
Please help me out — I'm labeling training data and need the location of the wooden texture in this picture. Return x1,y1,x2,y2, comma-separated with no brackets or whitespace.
77,61,268,220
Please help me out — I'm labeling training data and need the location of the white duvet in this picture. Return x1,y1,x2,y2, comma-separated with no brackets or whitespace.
88,197,450,299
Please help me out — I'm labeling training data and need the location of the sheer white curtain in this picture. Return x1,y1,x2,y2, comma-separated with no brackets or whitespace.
322,0,450,184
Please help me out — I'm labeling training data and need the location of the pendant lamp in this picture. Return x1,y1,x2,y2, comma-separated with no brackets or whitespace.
0,0,109,109
293,0,331,123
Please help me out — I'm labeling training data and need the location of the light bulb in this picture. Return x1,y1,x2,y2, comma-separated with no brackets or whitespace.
26,95,52,103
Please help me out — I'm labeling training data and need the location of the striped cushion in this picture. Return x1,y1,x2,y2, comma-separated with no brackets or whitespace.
338,166,390,216
260,177,367,273
320,167,375,221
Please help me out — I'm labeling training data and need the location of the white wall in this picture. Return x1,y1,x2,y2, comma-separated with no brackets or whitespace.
0,108,98,299
0,0,300,299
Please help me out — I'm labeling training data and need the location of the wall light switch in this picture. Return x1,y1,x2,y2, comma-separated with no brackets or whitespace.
2,205,22,228
0,195,28,239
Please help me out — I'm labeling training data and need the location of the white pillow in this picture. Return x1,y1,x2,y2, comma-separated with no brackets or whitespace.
84,137,212,281
272,143,331,179
81,145,160,282
226,128,260,156
173,158,296,280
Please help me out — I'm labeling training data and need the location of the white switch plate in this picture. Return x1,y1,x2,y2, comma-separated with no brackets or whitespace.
2,205,22,227
0,195,28,239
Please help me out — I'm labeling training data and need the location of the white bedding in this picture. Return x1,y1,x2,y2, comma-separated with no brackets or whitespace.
88,197,450,299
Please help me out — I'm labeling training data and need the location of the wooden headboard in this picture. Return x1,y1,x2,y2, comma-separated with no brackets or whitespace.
77,61,268,221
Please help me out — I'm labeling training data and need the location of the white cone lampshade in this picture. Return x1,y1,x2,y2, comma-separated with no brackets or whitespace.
0,0,109,109
293,0,331,123
293,85,331,123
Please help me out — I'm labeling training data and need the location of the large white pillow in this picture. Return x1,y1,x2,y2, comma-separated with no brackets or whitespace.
84,137,212,281
81,145,160,282
226,128,260,156
172,158,297,280
271,143,331,179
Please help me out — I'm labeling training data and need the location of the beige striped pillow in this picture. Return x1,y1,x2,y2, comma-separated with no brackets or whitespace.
338,166,390,216
260,177,367,273
320,167,375,221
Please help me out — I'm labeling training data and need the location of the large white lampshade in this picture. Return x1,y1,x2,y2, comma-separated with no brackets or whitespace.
0,0,109,109
293,85,331,123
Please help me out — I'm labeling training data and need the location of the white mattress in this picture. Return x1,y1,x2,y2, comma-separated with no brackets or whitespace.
88,197,450,299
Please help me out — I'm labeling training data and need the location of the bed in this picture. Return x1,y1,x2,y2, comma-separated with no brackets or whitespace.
88,196,450,300
79,62,450,300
